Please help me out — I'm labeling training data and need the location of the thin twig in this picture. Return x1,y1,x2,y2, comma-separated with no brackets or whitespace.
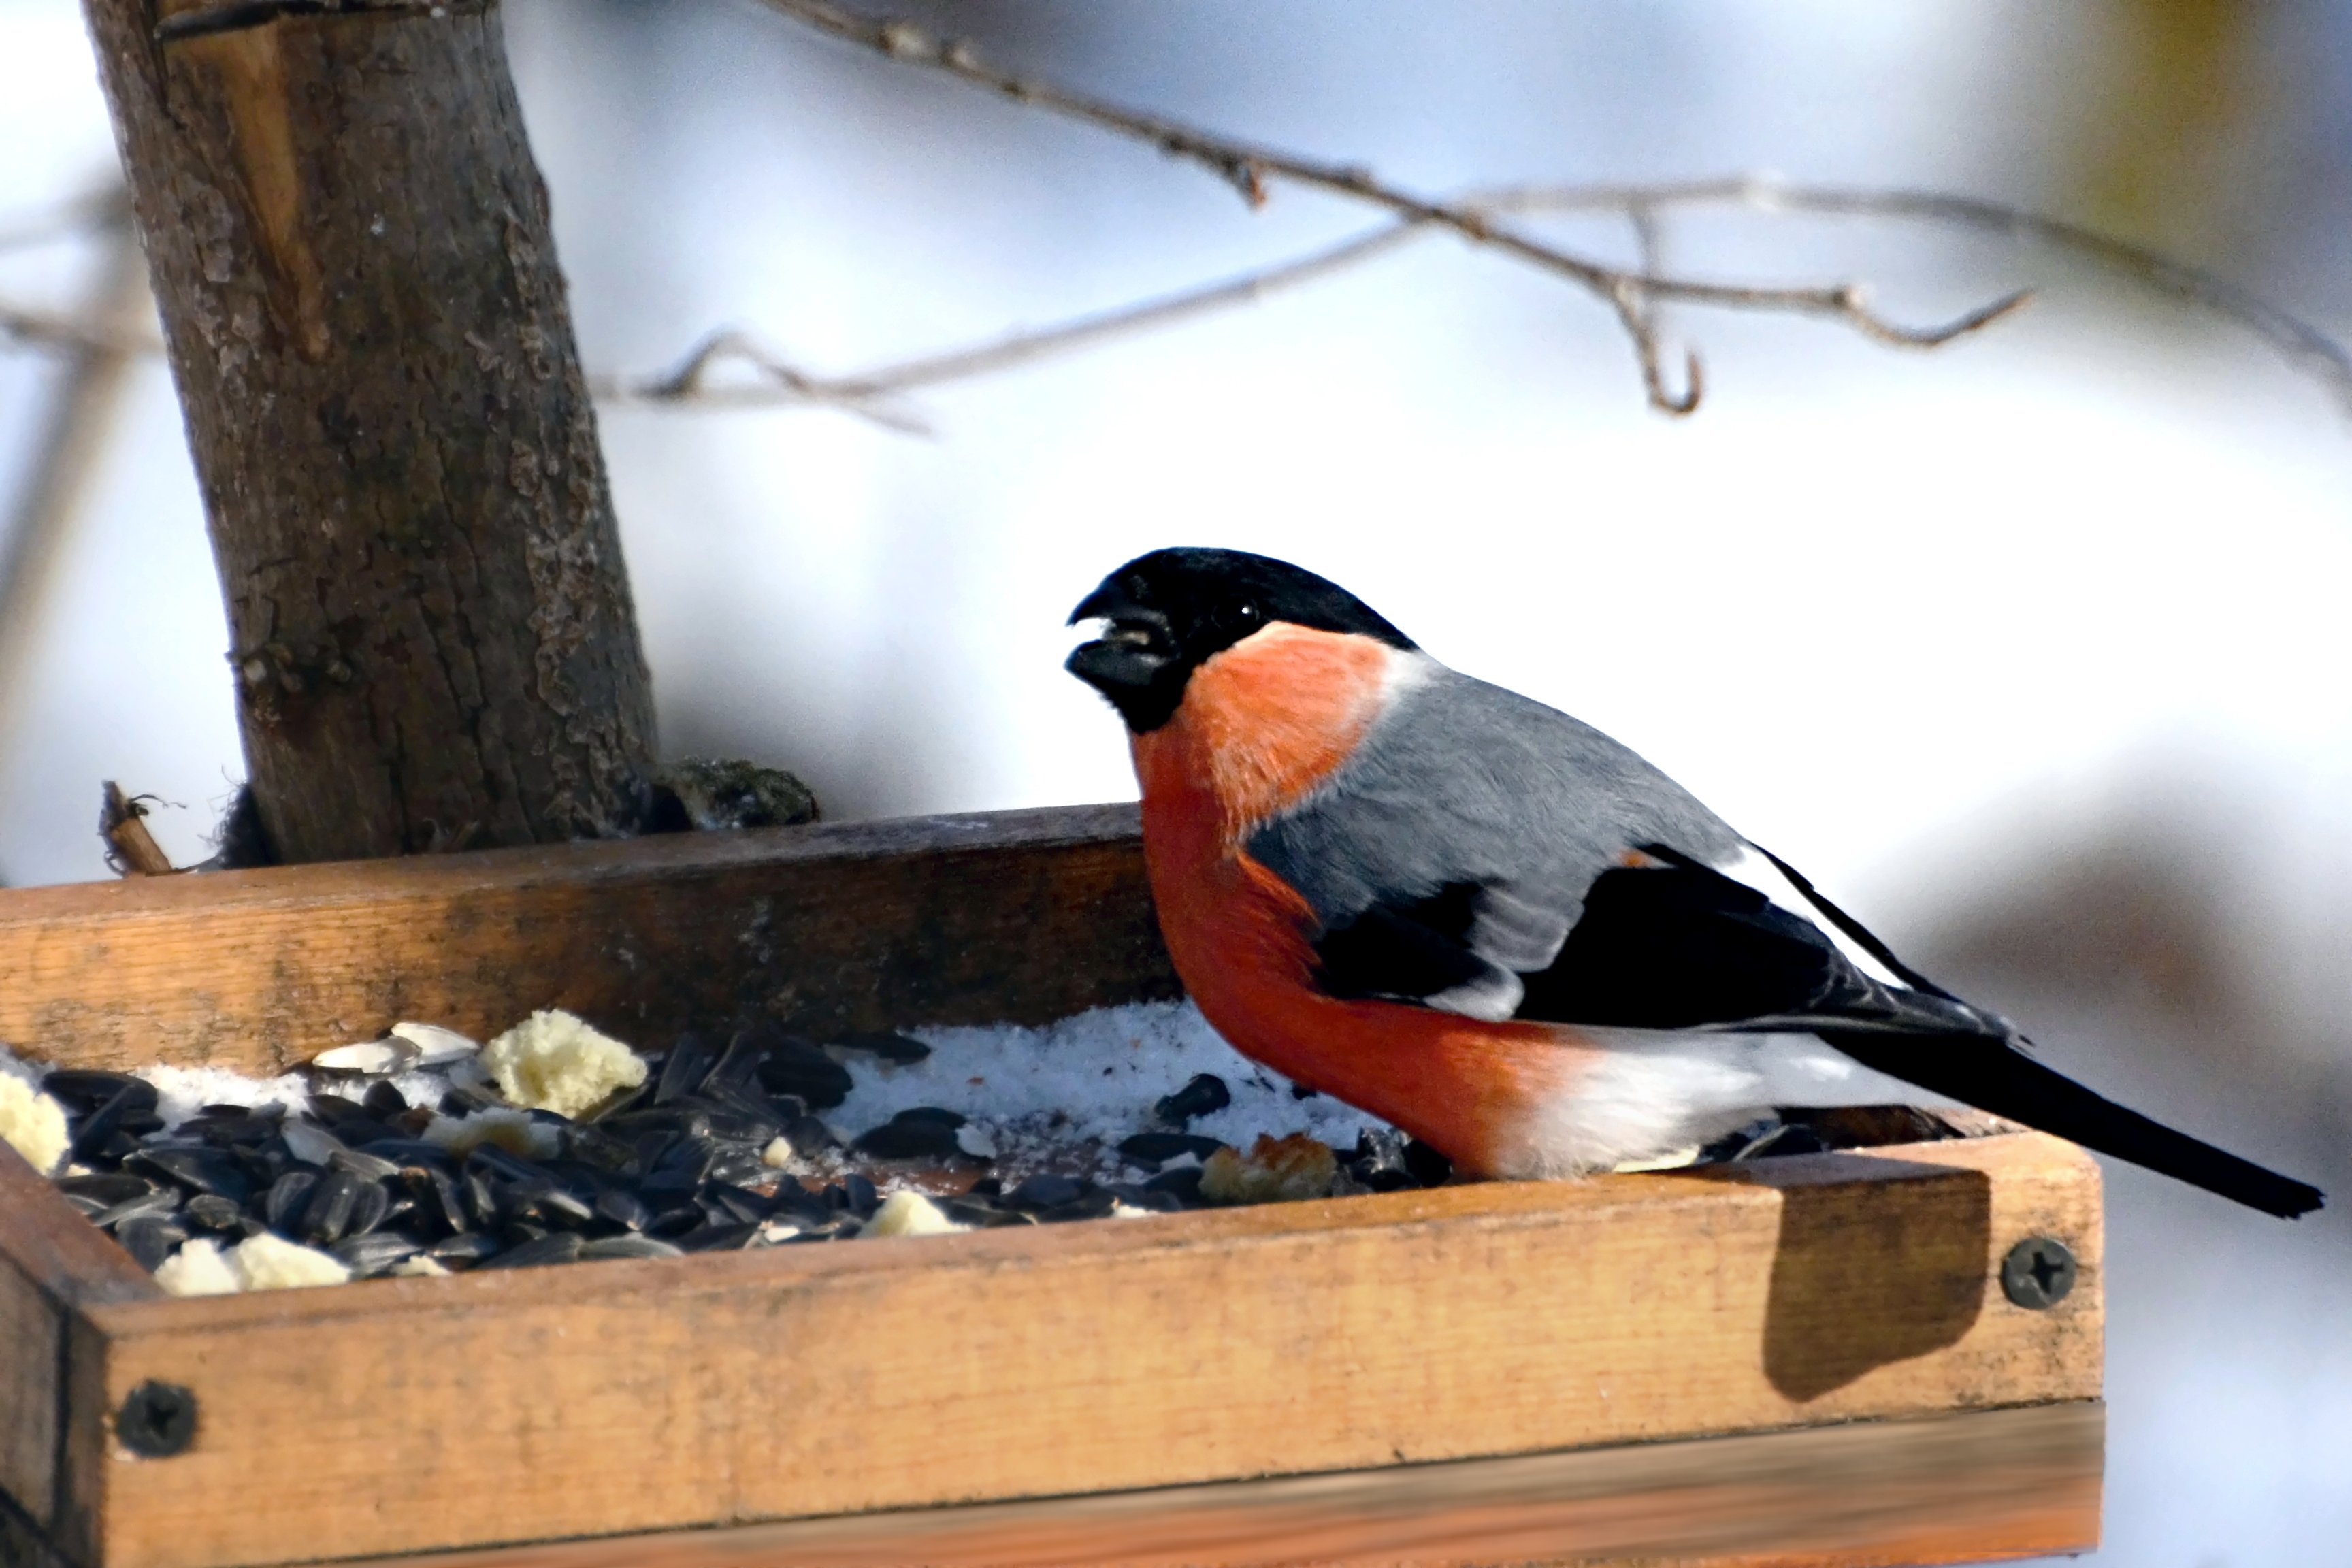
1611,199,1699,414
1540,176,2352,414
749,0,2029,414
591,221,1422,416
593,329,932,431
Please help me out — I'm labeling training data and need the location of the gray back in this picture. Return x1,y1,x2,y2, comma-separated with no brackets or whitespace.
1247,659,1744,938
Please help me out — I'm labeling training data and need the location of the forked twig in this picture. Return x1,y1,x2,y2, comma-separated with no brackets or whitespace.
748,0,2030,414
606,169,2347,425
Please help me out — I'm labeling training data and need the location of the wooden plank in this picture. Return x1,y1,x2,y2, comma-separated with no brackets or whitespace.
0,1254,63,1535
0,1144,157,1552
0,1485,74,1568
316,1401,2102,1568
76,1133,2100,1568
0,1145,160,1307
0,805,1179,1077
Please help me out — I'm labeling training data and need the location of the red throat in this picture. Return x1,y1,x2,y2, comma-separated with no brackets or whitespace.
1128,625,1581,1176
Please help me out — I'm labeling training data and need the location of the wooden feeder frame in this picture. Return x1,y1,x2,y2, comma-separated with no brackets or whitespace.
0,805,2102,1568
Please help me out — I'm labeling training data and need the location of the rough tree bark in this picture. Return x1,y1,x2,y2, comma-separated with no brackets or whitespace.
78,0,659,864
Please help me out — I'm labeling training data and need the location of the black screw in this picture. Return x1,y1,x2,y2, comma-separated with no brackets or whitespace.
115,1381,198,1458
1999,1236,2078,1310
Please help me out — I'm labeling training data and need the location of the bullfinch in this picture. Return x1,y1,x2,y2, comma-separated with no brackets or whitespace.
1066,546,2323,1219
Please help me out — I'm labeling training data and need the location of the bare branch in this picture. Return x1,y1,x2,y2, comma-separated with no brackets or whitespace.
749,0,2025,414
8,162,2338,426
590,329,933,431
1514,176,2352,414
591,221,1421,416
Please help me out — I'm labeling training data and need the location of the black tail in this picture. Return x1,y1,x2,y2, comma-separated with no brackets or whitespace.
1823,1030,2326,1220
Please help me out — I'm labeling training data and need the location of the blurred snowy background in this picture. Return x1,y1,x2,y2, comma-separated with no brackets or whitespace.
2,1,2347,1560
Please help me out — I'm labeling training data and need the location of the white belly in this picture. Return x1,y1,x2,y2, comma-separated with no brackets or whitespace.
1497,1029,1947,1179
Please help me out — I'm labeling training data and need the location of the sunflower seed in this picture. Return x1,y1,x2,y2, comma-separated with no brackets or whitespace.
328,1146,401,1182
346,1179,391,1237
1004,1174,1085,1212
184,1194,245,1232
331,1232,423,1276
1117,1132,1226,1169
752,1036,853,1110
298,1169,363,1245
310,1039,419,1076
475,1232,583,1271
675,1222,759,1254
580,1235,683,1261
264,1169,319,1231
117,1216,188,1271
1153,1073,1231,1126
653,1033,716,1105
58,1172,152,1205
830,1030,932,1065
94,1188,180,1229
389,1022,480,1067
43,1071,157,1113
426,1232,501,1268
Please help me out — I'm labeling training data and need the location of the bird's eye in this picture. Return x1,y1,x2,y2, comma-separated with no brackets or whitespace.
1234,600,1261,624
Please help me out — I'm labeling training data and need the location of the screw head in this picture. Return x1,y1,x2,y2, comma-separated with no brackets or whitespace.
1999,1236,2078,1309
115,1380,198,1458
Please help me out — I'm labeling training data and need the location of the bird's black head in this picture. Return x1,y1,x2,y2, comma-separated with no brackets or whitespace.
1065,547,1415,732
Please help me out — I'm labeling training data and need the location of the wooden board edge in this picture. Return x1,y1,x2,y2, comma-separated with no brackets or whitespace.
0,1143,159,1307
0,805,1145,926
0,1143,154,1564
0,802,1177,1075
0,1482,74,1568
81,1133,2085,1337
79,1131,2100,1567
307,1401,2104,1568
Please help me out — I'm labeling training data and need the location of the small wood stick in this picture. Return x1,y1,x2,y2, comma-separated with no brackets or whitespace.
100,781,177,877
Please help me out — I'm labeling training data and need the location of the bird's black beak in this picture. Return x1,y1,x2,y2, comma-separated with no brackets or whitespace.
1066,578,1181,728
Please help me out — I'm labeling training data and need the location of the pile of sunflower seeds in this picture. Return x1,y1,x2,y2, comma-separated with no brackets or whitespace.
29,1008,1972,1294
32,1022,1477,1290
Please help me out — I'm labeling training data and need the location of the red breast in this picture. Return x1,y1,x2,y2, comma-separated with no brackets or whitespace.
1129,624,1585,1177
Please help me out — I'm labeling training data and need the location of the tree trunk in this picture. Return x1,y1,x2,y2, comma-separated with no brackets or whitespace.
79,0,659,863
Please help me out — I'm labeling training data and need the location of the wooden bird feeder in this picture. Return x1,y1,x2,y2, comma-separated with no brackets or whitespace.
0,804,2102,1568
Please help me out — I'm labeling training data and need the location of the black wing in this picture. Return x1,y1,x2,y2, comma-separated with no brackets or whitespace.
1313,847,1999,1039
1304,849,2325,1219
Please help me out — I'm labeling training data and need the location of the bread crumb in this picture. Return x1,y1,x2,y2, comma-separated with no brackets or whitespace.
421,1107,562,1162
0,1073,69,1177
760,1134,795,1169
390,1255,451,1279
1199,1133,1338,1205
482,1010,647,1118
232,1232,352,1290
155,1238,241,1297
864,1190,970,1238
